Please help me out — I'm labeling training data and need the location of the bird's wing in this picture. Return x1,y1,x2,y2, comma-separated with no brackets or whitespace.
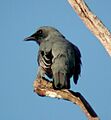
51,40,81,85
51,41,71,89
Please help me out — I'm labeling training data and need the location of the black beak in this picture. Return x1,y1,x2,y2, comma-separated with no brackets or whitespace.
24,33,36,41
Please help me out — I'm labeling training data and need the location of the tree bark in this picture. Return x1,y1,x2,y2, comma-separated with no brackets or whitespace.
68,0,111,57
33,78,100,120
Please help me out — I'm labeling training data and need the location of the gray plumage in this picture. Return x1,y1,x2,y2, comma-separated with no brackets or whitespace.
25,26,81,89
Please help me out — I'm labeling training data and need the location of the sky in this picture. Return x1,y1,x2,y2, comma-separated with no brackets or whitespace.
0,0,111,120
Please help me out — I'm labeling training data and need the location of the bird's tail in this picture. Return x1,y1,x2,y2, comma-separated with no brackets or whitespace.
53,72,70,89
51,56,70,89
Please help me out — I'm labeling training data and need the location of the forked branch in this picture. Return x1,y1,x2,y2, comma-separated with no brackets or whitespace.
33,78,100,120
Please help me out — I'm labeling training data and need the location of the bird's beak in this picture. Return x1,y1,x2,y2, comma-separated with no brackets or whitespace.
24,33,36,41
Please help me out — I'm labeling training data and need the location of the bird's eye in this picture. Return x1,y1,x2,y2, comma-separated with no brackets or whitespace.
37,29,43,35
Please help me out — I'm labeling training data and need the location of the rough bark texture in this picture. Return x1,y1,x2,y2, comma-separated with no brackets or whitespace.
33,78,100,120
68,0,111,56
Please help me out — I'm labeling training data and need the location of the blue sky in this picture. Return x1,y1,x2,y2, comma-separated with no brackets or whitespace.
0,0,111,120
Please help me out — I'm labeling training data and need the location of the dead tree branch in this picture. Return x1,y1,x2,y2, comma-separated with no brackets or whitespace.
33,78,100,120
68,0,111,56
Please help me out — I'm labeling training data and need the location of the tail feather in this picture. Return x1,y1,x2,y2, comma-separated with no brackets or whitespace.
73,48,81,84
73,64,81,84
51,55,70,89
53,72,70,89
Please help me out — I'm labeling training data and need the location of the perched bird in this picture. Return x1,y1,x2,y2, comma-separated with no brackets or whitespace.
25,26,81,89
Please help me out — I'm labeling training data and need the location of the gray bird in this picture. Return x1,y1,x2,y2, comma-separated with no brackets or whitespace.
25,26,81,89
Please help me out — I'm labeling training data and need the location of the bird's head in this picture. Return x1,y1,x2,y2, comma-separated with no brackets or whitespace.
24,26,65,45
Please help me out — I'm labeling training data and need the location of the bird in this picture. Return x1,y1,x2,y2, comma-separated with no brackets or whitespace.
25,26,81,90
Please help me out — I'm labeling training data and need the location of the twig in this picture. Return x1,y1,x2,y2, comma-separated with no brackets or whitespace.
33,78,100,120
68,0,111,56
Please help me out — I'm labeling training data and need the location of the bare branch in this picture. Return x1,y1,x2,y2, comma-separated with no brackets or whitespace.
68,0,111,56
33,78,100,120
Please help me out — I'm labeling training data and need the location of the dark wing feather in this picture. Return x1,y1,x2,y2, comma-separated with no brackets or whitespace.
73,45,82,84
